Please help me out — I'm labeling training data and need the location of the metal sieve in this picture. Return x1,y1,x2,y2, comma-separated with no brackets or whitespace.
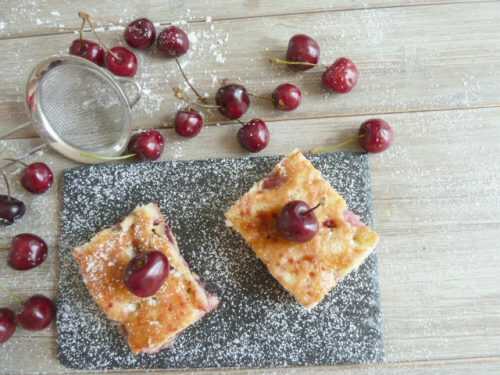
0,55,142,164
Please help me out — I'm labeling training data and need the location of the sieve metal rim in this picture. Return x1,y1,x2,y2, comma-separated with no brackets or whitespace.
24,55,139,164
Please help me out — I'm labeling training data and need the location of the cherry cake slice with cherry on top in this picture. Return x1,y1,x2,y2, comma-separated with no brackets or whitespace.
73,203,218,354
225,150,379,310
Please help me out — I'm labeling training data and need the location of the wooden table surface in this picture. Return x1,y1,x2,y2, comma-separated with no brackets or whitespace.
1,1,499,374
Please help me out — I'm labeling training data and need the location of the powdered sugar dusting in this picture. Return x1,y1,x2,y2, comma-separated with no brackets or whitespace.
57,152,382,370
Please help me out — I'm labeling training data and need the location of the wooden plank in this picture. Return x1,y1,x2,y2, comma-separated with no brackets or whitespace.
2,3,500,139
1,107,499,374
0,1,489,39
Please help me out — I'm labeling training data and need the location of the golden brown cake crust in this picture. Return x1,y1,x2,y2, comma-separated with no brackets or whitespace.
225,150,379,309
73,203,218,354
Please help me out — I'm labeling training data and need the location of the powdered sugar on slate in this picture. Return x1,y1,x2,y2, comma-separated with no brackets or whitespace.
57,152,383,370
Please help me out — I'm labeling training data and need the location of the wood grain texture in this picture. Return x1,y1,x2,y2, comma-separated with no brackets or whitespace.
1,107,499,374
1,2,500,139
0,0,490,38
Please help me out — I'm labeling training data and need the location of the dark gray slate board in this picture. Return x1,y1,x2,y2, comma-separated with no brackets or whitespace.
57,152,383,370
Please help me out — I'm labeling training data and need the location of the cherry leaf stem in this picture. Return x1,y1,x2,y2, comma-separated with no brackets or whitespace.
310,135,363,154
1,158,28,168
78,15,86,42
303,202,321,216
248,92,273,103
269,57,328,69
0,144,47,173
78,151,136,161
174,58,207,104
269,57,317,67
1,170,11,198
78,11,119,60
172,87,220,110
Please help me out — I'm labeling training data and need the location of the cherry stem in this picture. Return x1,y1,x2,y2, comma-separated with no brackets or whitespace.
172,88,220,110
269,57,317,67
303,202,321,216
174,58,207,104
1,170,11,199
248,92,273,103
236,119,246,126
78,11,119,61
1,158,28,168
0,144,46,173
78,16,86,42
310,135,364,154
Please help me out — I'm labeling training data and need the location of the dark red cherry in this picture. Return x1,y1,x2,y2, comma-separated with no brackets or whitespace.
286,34,320,71
359,119,394,153
0,308,16,344
21,162,53,194
124,251,170,298
69,39,105,66
215,84,250,120
17,295,55,331
238,119,270,153
0,195,25,225
175,109,204,138
157,26,189,57
277,200,319,242
124,18,156,49
106,46,138,77
322,57,359,94
8,233,48,271
272,83,302,111
128,130,165,161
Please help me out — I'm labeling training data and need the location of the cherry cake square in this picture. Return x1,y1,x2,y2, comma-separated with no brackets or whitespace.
225,150,379,309
73,203,218,354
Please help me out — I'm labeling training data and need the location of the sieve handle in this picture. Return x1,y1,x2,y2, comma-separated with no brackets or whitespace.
0,121,31,140
116,78,142,108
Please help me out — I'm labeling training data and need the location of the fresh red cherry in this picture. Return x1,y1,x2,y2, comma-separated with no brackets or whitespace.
272,83,302,111
124,18,156,49
69,39,105,66
8,233,48,271
359,119,394,153
286,34,320,71
157,26,189,57
124,251,170,298
322,57,359,94
17,295,55,331
0,195,25,226
215,84,250,119
0,308,16,344
175,109,204,138
21,162,53,194
238,119,270,153
277,200,319,243
128,130,165,161
105,46,138,77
